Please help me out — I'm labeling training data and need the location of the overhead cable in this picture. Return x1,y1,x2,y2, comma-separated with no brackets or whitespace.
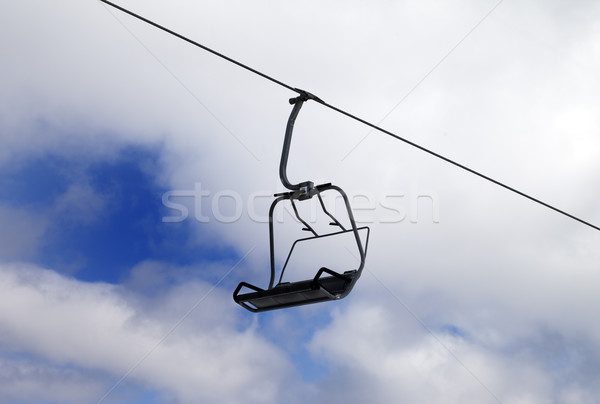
98,0,600,233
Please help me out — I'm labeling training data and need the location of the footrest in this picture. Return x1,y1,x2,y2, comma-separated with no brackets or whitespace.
233,269,358,312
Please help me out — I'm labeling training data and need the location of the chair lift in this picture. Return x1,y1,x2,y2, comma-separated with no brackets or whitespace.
233,91,369,312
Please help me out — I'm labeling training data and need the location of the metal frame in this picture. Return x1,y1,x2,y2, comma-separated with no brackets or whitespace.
233,92,369,312
268,185,367,289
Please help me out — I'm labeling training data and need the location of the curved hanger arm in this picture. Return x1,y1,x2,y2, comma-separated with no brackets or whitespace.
279,96,305,191
279,91,322,192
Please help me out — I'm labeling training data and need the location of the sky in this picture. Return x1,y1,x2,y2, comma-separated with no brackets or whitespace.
1,0,600,403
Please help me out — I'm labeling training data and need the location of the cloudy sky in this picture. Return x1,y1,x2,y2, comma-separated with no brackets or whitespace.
1,0,600,403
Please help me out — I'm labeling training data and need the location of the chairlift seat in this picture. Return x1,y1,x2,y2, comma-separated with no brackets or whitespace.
234,268,358,312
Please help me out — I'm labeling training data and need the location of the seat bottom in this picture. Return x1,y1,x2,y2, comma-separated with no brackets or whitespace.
234,270,357,312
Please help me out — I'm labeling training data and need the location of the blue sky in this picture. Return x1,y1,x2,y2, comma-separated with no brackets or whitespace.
2,0,600,403
0,147,216,281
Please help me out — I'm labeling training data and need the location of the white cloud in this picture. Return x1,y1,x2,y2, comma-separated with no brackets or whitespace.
0,357,111,404
309,300,600,404
0,263,304,404
0,205,47,261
